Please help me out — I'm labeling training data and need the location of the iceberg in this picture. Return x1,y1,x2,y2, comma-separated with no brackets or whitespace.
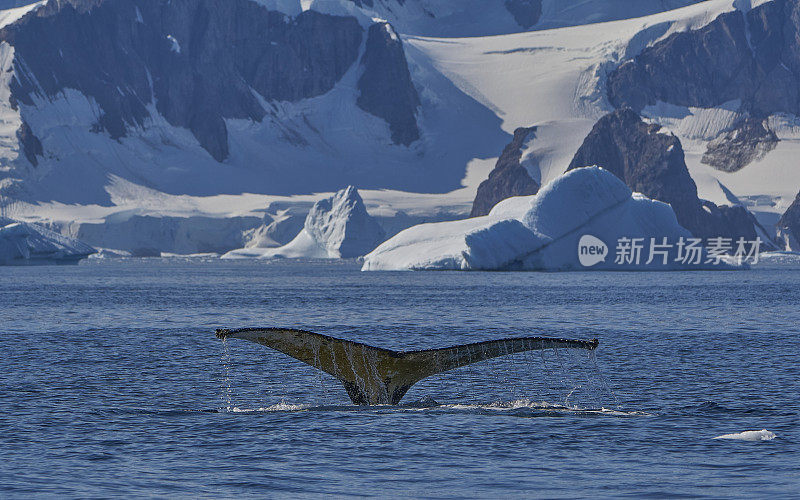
0,219,95,265
362,167,740,271
223,186,385,260
713,429,776,441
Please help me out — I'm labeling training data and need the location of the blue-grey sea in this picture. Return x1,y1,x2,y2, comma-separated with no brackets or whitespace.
1,259,798,498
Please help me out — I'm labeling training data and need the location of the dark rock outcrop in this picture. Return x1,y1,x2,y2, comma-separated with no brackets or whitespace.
16,121,42,166
347,0,375,7
701,118,778,172
607,0,800,120
567,109,762,243
357,22,420,146
777,191,800,250
470,126,539,217
2,0,365,161
504,0,542,29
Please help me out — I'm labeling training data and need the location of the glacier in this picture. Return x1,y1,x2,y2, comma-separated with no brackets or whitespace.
362,167,738,271
0,218,95,265
0,0,795,253
223,186,385,259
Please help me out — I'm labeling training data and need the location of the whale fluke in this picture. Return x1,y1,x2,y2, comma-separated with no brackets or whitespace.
216,327,598,406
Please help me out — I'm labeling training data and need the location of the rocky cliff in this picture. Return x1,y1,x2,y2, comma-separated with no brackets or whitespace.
778,191,800,250
701,117,778,172
567,109,765,243
357,22,420,146
607,0,800,118
504,0,542,29
605,0,800,171
2,0,420,163
470,126,539,217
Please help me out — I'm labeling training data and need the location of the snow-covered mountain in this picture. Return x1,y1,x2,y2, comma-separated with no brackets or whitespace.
0,0,798,254
0,0,450,203
343,0,707,37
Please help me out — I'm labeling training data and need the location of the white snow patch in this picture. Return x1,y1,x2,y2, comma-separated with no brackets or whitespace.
166,35,181,54
0,1,43,30
713,429,776,441
642,100,743,141
0,42,23,169
88,247,132,259
338,0,722,38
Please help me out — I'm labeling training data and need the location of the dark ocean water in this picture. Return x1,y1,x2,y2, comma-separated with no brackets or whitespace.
1,259,798,498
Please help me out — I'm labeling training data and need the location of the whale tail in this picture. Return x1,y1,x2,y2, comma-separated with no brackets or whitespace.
216,328,598,406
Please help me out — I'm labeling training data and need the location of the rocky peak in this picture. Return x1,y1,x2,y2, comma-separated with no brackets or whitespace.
701,117,778,172
568,109,698,223
504,0,542,29
470,126,539,217
567,109,766,243
357,22,421,146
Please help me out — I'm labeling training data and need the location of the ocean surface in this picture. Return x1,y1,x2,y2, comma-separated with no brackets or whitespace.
1,258,798,497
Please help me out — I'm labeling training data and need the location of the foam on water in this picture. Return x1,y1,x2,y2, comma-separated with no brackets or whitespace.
216,397,646,417
226,402,312,413
713,429,777,441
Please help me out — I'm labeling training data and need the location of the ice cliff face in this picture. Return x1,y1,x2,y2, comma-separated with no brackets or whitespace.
470,126,539,217
778,191,800,250
0,218,95,264
364,167,736,271
223,186,385,259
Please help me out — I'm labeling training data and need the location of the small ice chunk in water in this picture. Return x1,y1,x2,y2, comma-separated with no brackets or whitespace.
713,429,776,441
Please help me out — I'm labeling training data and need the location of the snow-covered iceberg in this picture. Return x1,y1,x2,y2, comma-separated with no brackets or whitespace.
0,219,95,265
362,167,740,271
222,186,385,259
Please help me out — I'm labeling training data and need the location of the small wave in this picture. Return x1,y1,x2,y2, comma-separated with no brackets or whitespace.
212,398,646,416
442,399,646,416
713,429,776,441
223,402,311,413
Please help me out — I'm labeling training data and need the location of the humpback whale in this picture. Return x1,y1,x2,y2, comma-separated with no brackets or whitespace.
216,328,598,406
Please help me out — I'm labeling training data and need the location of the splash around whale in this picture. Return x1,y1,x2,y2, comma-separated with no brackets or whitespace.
216,327,598,406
